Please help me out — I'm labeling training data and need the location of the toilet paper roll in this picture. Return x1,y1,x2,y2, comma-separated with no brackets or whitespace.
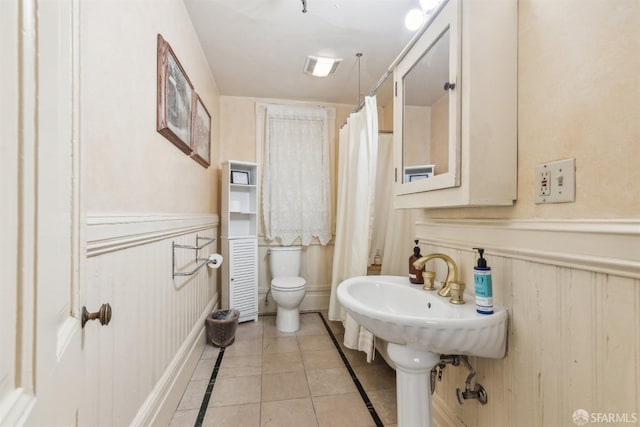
207,253,223,269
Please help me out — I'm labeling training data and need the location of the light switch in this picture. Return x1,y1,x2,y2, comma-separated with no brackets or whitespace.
534,158,575,204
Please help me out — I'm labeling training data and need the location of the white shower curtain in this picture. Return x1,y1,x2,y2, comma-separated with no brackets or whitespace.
328,96,378,360
368,133,393,266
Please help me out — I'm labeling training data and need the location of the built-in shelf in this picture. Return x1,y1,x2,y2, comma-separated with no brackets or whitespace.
221,160,259,322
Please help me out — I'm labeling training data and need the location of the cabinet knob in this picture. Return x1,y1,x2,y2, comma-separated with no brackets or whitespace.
443,82,456,91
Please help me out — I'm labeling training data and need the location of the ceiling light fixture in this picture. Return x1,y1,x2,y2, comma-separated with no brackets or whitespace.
405,0,443,31
304,55,342,77
405,9,426,31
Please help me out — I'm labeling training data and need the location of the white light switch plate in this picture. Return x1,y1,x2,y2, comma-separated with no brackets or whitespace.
534,158,575,204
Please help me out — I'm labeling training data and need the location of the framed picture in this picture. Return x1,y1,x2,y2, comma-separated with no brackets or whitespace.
230,170,250,185
190,93,211,167
157,34,194,155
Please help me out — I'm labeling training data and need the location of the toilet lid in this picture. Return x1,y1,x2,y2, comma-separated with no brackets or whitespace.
272,277,306,290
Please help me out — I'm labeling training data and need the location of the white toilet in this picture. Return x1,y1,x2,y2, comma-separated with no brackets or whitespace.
269,246,306,333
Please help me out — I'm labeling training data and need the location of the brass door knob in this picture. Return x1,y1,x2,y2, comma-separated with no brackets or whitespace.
82,303,112,328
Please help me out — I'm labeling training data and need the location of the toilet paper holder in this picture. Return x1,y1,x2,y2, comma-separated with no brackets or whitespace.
172,234,219,278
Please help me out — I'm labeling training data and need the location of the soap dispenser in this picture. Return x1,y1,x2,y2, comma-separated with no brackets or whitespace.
473,248,493,314
409,240,424,284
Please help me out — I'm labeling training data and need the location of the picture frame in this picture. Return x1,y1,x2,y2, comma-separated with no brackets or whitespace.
230,170,250,185
190,93,211,168
157,34,194,155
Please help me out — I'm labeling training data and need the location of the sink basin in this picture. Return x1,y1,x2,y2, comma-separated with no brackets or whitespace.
337,275,508,358
337,275,509,427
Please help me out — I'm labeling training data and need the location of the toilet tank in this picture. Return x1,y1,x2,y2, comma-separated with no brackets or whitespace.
269,246,302,278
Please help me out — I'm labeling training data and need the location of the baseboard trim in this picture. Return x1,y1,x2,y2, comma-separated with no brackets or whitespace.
130,299,217,427
257,288,330,315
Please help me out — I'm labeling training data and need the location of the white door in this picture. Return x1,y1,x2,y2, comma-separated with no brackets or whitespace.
0,1,98,425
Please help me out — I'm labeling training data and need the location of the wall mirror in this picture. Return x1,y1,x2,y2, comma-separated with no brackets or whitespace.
394,0,460,195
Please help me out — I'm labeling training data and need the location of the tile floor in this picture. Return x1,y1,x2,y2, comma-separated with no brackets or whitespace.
169,312,398,427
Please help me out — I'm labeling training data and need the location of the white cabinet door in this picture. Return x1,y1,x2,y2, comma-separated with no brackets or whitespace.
228,238,258,322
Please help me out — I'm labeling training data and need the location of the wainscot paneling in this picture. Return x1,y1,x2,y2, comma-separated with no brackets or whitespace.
85,214,219,426
416,218,640,427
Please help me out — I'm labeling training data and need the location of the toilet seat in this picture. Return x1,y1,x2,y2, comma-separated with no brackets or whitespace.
272,277,306,291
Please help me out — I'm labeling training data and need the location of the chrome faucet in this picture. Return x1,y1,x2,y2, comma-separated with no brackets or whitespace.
413,253,465,303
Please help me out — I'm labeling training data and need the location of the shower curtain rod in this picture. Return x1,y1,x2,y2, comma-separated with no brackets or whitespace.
341,0,448,127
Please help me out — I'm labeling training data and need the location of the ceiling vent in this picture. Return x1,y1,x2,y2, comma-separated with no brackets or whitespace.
304,55,342,77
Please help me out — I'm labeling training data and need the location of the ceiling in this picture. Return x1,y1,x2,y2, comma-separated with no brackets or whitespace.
184,0,423,107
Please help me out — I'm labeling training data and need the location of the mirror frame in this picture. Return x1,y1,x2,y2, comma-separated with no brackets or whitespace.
393,0,461,196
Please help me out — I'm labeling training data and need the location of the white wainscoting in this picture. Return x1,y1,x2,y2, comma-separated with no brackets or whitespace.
415,218,640,427
85,214,219,426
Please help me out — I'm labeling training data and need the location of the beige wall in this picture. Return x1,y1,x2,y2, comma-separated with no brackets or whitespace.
83,0,220,215
78,1,222,423
219,96,354,313
412,1,640,425
403,105,431,167
430,93,449,175
219,96,354,165
421,0,639,220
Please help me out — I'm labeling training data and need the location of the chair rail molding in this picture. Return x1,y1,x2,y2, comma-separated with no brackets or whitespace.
415,218,640,279
87,213,219,257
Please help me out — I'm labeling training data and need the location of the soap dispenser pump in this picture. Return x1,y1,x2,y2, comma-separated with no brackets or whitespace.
409,240,424,284
473,248,494,314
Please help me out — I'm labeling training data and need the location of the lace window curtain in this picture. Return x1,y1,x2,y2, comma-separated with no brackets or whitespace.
263,105,332,246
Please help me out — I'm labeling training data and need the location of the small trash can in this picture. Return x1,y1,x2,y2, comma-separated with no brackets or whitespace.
206,309,240,347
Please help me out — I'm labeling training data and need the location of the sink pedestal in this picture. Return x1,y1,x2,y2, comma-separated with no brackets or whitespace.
387,343,441,427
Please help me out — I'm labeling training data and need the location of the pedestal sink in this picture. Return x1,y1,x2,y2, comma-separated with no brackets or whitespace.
337,275,508,427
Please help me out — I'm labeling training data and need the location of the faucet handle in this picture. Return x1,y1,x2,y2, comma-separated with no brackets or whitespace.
422,270,436,291
448,281,466,305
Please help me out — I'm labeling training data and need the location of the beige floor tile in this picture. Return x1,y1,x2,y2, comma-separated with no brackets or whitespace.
342,346,371,367
169,409,199,427
261,397,318,427
202,403,260,427
235,318,264,339
172,311,399,427
263,318,297,338
313,393,377,427
261,371,310,402
334,334,383,367
306,367,357,396
218,354,262,378
353,364,397,391
209,375,261,407
301,349,344,370
190,358,217,381
201,344,221,360
325,318,345,334
262,351,304,374
297,334,334,352
223,337,263,357
263,336,300,354
367,388,398,425
295,321,328,336
176,380,208,410
299,312,324,325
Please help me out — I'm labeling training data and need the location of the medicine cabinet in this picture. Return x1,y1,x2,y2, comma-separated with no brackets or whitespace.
393,0,517,208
